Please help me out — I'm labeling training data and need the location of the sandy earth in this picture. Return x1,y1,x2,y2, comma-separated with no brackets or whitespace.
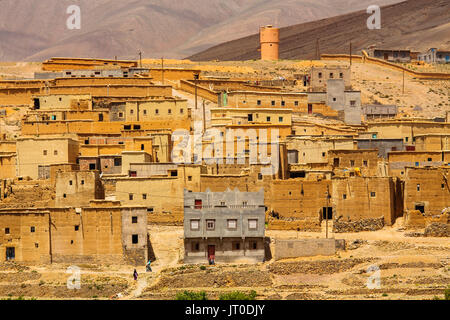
0,223,448,300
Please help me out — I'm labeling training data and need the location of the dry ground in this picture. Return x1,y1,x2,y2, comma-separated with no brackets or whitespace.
1,223,448,300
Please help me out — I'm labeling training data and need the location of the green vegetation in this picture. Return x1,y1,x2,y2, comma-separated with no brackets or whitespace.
219,290,257,300
199,265,206,270
176,290,208,300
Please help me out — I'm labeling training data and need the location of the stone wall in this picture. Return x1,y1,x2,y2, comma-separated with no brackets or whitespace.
334,217,384,233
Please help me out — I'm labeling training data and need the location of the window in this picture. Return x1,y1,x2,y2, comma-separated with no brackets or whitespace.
192,242,200,252
329,73,334,78
350,100,356,106
227,219,237,229
143,110,147,115
232,242,241,250
129,194,134,201
31,226,35,233
248,219,257,230
134,125,141,130
206,220,215,230
242,201,248,207
257,100,261,106
442,183,446,189
250,241,257,250
168,109,172,114
63,194,67,198
124,125,131,130
417,184,420,191
35,243,39,248
363,160,368,167
188,176,192,181
294,101,299,106
350,160,355,167
190,220,200,231
281,101,285,106
147,207,154,213
75,225,79,231
132,234,139,244
194,199,202,209
266,116,271,122
318,72,322,79
5,228,10,234
370,192,376,198
130,109,134,114
333,97,337,102
89,163,96,170
271,101,275,106
119,112,124,118
180,108,184,114
339,73,343,78
258,173,263,180
427,158,432,161
322,152,326,157
155,109,159,114
114,158,122,166
132,216,138,224
248,114,253,122
343,194,347,200
43,150,47,156
81,180,84,185
69,180,73,186
142,194,147,200
279,117,283,122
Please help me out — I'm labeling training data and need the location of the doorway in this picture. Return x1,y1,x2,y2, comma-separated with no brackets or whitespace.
415,204,425,214
322,207,333,220
384,53,389,60
6,247,15,261
307,104,313,114
207,245,215,261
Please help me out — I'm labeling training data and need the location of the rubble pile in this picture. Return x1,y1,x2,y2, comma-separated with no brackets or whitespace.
334,217,384,233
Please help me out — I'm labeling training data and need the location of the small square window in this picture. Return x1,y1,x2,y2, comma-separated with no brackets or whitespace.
370,192,376,198
143,194,147,200
69,180,73,186
266,116,271,122
190,220,200,231
81,180,84,185
188,176,192,181
31,226,35,233
248,219,257,230
43,150,47,156
417,184,420,191
350,160,355,167
251,241,257,250
180,109,184,114
343,194,347,199
279,117,283,122
168,109,172,114
54,150,58,156
363,160,368,167
192,242,200,251
5,228,10,234
147,207,154,213
227,219,237,229
132,216,138,224
155,109,159,114
257,100,261,106
232,242,240,250
132,234,139,244
35,243,39,248
75,225,79,231
206,220,215,230
129,194,134,200
271,101,275,106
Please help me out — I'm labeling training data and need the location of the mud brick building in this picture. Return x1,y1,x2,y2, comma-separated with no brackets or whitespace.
183,188,265,263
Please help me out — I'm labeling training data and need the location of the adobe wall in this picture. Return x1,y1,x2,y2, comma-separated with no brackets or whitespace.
274,239,337,260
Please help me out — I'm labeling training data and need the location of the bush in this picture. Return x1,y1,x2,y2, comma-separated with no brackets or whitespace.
219,290,257,300
199,265,206,270
176,291,208,300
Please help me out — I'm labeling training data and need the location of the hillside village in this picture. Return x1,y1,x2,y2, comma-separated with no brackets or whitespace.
0,25,449,300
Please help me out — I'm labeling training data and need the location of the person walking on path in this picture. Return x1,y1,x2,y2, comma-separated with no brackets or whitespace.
133,269,138,281
146,259,152,272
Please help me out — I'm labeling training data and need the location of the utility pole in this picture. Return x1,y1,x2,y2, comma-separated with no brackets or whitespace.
139,51,142,68
402,70,405,94
325,185,330,239
349,42,352,67
316,38,320,60
194,73,199,110
202,99,206,133
161,57,165,85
